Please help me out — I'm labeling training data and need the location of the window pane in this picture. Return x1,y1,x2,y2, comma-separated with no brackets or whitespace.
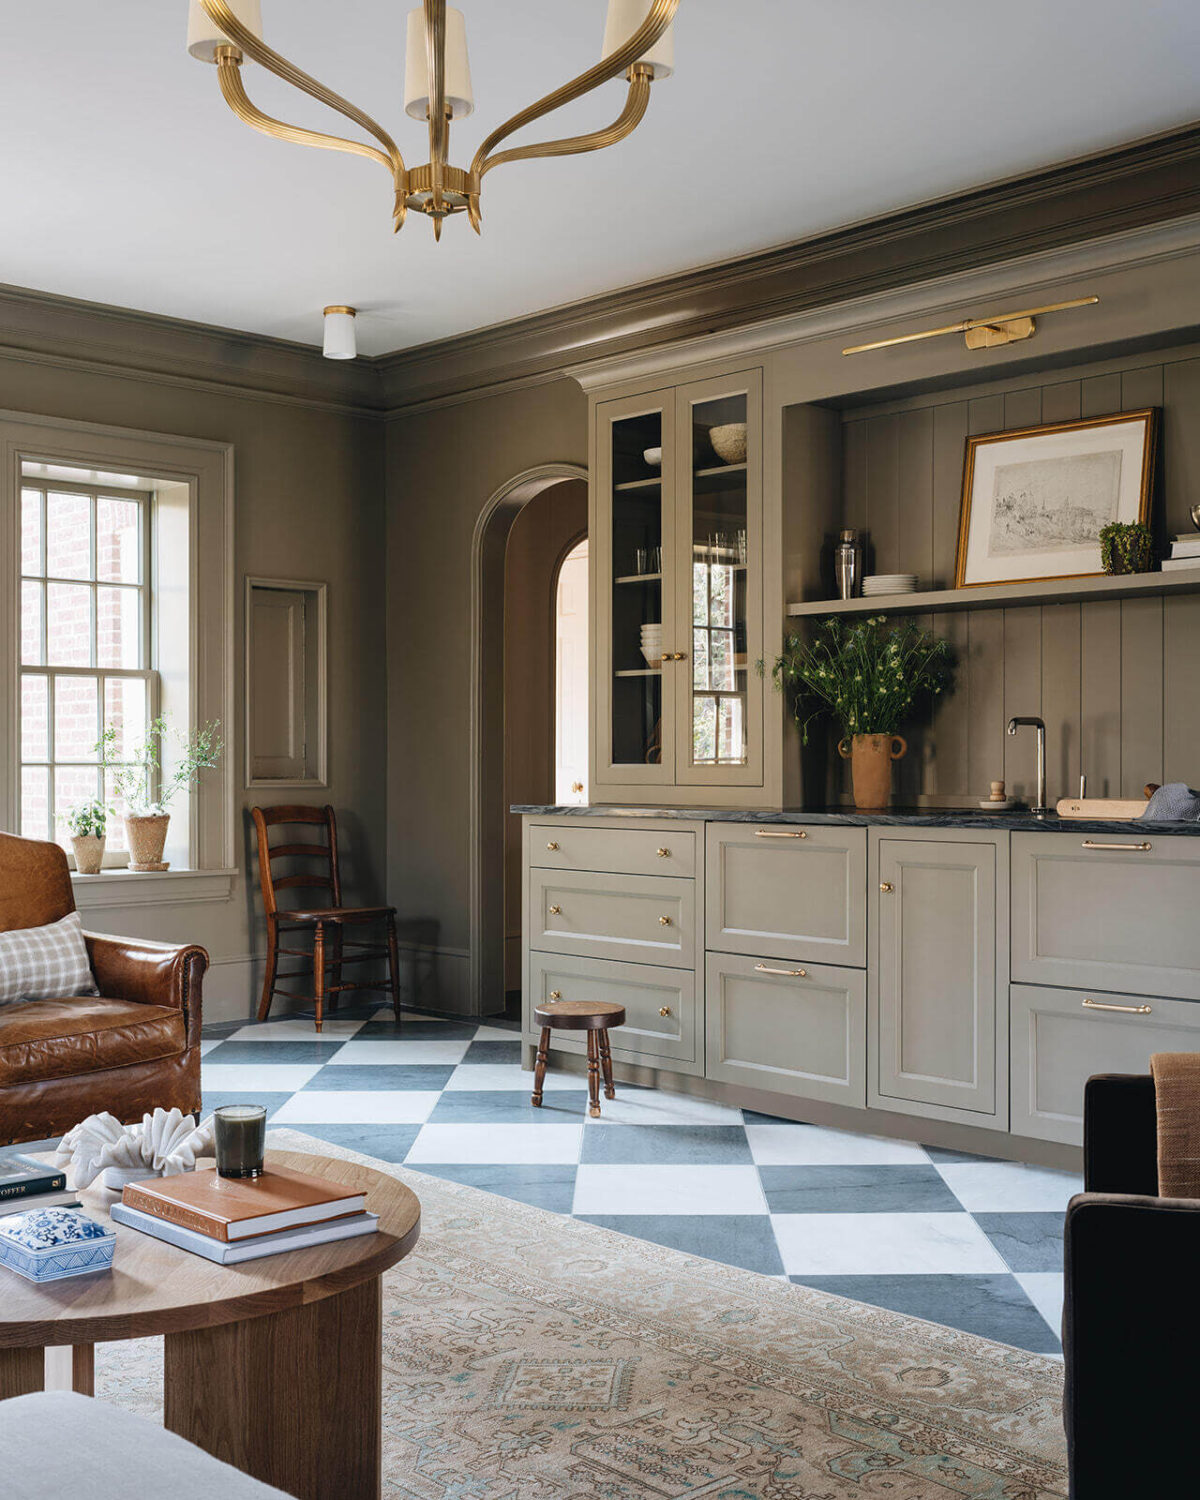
97,586,141,668
21,580,43,664
46,492,92,580
21,489,42,575
55,675,100,762
21,674,49,761
103,676,148,759
96,498,140,584
47,582,93,666
20,765,49,841
103,772,130,852
55,765,101,846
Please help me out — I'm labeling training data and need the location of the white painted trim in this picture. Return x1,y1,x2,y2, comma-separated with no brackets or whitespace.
72,868,236,909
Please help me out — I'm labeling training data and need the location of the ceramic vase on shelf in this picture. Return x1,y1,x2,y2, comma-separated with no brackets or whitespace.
70,834,106,876
838,733,907,810
124,813,171,872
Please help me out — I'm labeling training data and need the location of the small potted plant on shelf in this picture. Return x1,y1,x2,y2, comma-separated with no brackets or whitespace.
99,717,224,872
768,616,952,809
59,799,109,875
1099,520,1155,576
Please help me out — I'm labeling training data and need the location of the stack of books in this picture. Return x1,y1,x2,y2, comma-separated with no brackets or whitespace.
110,1163,378,1264
1162,534,1200,571
0,1153,79,1217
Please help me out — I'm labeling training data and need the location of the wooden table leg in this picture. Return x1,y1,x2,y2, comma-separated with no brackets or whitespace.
164,1276,382,1500
598,1029,616,1100
43,1344,94,1394
586,1031,602,1119
0,1346,45,1400
531,1026,551,1106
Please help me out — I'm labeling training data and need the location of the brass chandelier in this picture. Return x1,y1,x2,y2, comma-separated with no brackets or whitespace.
187,1,679,239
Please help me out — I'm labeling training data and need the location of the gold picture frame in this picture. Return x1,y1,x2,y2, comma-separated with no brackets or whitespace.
954,408,1158,589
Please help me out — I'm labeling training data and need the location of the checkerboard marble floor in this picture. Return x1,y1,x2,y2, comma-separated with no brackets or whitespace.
202,1004,1078,1355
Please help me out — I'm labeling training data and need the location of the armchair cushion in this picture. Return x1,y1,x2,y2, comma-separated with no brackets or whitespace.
0,998,185,1086
0,911,97,1006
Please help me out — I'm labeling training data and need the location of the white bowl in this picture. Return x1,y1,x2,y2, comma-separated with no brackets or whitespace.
709,423,747,464
642,446,662,468
640,645,665,666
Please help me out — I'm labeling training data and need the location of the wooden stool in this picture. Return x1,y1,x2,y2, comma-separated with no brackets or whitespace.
532,1000,626,1118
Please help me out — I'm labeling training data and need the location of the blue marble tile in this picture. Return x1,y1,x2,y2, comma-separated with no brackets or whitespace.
742,1109,810,1127
305,1064,456,1092
760,1164,962,1214
577,1215,785,1276
581,1125,753,1165
791,1272,1061,1354
974,1212,1065,1272
273,1122,421,1163
202,1040,346,1065
201,1091,294,1119
411,1164,577,1213
428,1090,591,1125
359,1017,478,1040
463,1039,524,1063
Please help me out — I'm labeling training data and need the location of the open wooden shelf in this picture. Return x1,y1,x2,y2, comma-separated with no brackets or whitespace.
614,572,662,584
786,567,1200,618
614,475,662,492
615,667,663,678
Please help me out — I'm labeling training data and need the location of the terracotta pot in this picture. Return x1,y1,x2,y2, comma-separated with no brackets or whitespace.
70,833,106,876
124,813,171,872
838,733,907,810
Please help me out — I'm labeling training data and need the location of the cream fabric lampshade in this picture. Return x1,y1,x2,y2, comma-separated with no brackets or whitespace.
322,307,357,361
187,0,263,64
403,7,475,121
602,0,675,79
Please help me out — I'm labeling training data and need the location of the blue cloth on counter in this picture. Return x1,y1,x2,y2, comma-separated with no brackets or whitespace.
1140,783,1200,821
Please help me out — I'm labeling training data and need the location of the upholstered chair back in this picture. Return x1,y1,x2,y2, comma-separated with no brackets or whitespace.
0,832,76,933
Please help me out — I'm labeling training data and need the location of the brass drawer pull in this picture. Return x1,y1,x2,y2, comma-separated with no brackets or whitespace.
549,990,562,1000
1082,997,1152,1016
659,1006,672,1017
754,962,808,978
549,904,562,915
656,847,670,858
659,915,672,926
545,841,560,851
754,828,807,839
1081,840,1152,852
879,881,894,893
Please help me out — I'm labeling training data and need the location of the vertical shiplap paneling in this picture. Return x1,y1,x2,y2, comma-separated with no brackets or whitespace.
1080,373,1122,418
1163,594,1200,785
1119,598,1164,797
967,610,1005,800
843,421,869,538
1163,359,1200,537
1120,364,1164,412
1003,388,1043,431
968,395,1005,437
1042,381,1082,424
1080,601,1122,798
866,413,900,576
897,408,934,587
930,611,971,798
900,611,936,803
1040,603,1082,802
932,402,969,585
1001,607,1043,801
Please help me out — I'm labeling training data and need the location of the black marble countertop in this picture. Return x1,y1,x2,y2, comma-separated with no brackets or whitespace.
512,804,1200,836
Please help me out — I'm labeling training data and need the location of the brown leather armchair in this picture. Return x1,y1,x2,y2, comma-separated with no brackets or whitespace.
0,832,207,1146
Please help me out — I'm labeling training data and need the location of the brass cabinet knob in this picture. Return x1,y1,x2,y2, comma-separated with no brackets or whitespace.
549,990,562,1000
546,841,560,851
659,1006,672,1017
659,652,672,664
659,915,672,926
549,904,562,915
672,651,687,661
571,781,584,793
656,847,670,858
879,882,894,893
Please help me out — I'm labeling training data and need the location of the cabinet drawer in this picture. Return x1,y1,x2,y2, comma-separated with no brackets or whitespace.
1011,982,1200,1145
704,952,866,1107
527,952,696,1066
706,824,866,966
529,822,695,878
1012,832,1200,999
528,868,696,969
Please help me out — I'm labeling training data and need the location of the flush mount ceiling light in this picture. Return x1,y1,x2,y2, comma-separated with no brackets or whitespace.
187,1,678,240
322,306,357,360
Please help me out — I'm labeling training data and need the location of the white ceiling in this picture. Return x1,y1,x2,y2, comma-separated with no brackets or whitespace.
2,2,1198,357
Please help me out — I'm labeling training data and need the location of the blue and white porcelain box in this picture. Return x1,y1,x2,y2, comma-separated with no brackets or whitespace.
0,1206,116,1282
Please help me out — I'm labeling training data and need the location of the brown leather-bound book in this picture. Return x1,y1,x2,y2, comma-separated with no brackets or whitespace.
122,1165,367,1242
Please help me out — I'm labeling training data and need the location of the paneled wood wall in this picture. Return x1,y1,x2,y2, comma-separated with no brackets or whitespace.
831,351,1200,805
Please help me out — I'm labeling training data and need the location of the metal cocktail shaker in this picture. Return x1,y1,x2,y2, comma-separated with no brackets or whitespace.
834,529,860,599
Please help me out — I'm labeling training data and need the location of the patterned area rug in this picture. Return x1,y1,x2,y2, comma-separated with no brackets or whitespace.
96,1128,1068,1498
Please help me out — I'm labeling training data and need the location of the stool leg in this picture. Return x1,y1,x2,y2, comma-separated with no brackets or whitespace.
598,1029,616,1100
313,922,326,1034
531,1028,551,1107
586,1031,602,1119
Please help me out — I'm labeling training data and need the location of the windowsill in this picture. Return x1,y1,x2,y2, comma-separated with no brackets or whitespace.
70,867,237,909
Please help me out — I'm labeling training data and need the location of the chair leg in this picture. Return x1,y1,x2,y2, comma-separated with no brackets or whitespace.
586,1031,601,1119
313,923,326,1034
257,918,279,1023
598,1029,616,1100
532,1027,551,1107
385,914,402,1025
328,926,342,1012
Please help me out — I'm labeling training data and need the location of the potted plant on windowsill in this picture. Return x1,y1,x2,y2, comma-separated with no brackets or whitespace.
768,616,953,810
59,799,109,875
99,717,224,872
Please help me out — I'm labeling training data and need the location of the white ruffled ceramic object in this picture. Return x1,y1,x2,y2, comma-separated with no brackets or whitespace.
55,1108,215,1191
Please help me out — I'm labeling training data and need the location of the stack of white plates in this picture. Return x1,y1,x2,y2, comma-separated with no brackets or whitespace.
639,622,663,666
861,574,918,596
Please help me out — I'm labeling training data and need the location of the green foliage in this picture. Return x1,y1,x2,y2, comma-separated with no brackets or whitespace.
58,799,107,838
98,716,224,816
767,616,953,744
1099,521,1154,575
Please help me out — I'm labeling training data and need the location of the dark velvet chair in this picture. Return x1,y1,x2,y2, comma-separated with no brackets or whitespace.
1063,1073,1199,1498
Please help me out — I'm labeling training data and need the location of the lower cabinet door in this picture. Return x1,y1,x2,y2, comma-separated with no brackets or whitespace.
527,951,697,1069
1011,983,1200,1145
704,952,866,1106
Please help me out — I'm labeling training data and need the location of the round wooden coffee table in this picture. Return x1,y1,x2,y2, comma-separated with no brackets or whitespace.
0,1150,420,1500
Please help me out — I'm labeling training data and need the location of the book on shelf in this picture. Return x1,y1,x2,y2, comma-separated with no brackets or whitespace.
1160,556,1200,571
122,1163,367,1242
1169,534,1200,556
110,1201,380,1264
0,1153,67,1203
0,1188,80,1218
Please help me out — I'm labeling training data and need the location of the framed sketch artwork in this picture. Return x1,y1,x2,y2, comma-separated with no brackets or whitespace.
954,409,1157,587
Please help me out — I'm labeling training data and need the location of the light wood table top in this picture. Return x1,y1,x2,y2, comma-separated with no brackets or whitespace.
0,1150,421,1350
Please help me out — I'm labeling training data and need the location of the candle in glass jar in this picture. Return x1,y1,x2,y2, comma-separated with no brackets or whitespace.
213,1105,267,1178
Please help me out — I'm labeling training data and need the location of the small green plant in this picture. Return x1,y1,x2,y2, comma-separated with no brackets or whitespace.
1099,520,1154,576
766,615,953,744
98,717,224,816
58,799,108,838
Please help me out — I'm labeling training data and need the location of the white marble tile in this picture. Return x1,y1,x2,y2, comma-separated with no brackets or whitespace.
323,1039,471,1065
199,1039,223,1056
201,1063,323,1093
580,1088,745,1127
745,1124,929,1166
934,1162,1083,1213
225,1018,367,1043
443,1063,578,1092
1015,1271,1065,1338
572,1165,767,1216
405,1123,583,1165
472,1025,522,1041
771,1212,1009,1276
271,1090,441,1124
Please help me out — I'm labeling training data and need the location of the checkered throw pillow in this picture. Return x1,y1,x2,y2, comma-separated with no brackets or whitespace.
0,911,98,1006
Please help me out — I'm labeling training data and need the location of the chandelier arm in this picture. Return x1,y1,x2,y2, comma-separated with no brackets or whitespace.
470,0,678,180
480,72,651,179
199,0,406,174
424,0,447,231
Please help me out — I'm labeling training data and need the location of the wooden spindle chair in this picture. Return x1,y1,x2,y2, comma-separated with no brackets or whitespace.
252,805,401,1033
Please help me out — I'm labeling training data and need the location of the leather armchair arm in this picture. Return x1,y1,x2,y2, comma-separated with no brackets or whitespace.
84,933,208,1048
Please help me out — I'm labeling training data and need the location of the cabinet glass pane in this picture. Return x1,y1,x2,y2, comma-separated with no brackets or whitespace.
688,393,748,768
610,410,666,767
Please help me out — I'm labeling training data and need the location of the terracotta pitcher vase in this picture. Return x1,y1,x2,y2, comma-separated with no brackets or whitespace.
124,813,171,872
838,733,907,810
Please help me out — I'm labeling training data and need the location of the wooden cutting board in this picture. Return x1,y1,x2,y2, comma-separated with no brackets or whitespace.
1055,797,1150,820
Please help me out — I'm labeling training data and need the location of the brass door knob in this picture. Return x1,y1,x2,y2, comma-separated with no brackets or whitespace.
659,1006,672,1017
549,990,562,1000
659,915,672,926
656,847,670,858
549,904,562,915
879,882,894,893
546,841,559,851
571,781,584,793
